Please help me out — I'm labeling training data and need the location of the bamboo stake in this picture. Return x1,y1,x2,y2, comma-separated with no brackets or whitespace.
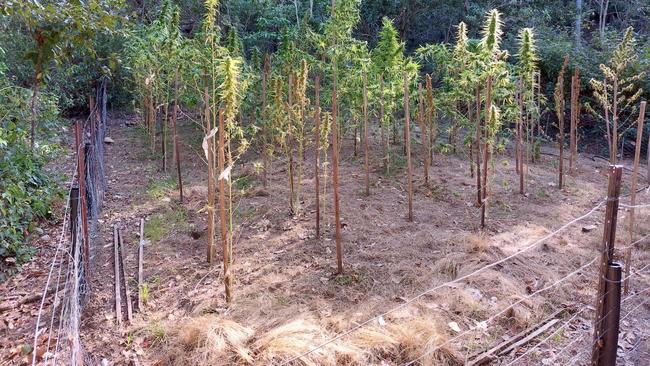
314,76,321,237
363,71,370,196
624,101,646,295
404,72,413,222
332,62,343,274
218,109,231,302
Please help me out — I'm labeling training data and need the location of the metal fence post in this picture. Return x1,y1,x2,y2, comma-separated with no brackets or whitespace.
592,165,623,365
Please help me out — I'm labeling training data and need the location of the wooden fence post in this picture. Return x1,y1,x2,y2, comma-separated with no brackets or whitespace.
591,165,623,366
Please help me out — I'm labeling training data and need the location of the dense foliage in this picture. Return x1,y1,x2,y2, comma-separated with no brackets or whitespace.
0,0,648,274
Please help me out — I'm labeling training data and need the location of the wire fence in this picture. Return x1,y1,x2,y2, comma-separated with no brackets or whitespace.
277,167,650,366
32,78,108,366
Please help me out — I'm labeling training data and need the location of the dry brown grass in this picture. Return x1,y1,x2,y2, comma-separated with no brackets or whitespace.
160,310,464,366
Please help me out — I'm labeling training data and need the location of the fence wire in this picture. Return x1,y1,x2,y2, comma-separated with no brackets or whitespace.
32,78,108,365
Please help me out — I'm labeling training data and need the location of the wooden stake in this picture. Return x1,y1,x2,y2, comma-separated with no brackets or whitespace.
138,218,144,310
117,228,133,323
172,71,183,203
426,75,435,167
332,63,343,274
516,79,525,195
418,83,429,187
480,76,493,229
475,85,483,208
262,54,270,188
218,109,231,302
205,87,216,263
363,71,370,196
624,101,646,295
314,76,321,237
403,72,413,222
113,225,122,326
380,74,388,172
162,99,168,172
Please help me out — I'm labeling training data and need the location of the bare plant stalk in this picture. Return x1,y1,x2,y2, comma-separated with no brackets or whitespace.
287,74,296,214
418,83,428,186
624,101,646,295
380,74,389,173
204,87,216,263
172,71,183,202
314,76,321,237
363,71,370,196
262,55,270,188
425,74,435,166
480,76,493,229
218,109,231,303
555,56,569,189
517,79,525,194
612,78,619,163
403,72,413,222
475,85,483,208
603,77,613,161
162,100,168,171
332,63,343,274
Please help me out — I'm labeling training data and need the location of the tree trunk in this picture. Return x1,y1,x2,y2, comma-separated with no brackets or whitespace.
29,31,45,151
575,0,583,49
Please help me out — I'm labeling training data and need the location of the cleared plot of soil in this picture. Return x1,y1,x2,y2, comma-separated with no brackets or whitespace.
2,114,650,365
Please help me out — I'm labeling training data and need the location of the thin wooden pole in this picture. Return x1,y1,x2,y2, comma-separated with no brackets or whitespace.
138,218,144,310
172,71,183,203
418,82,429,187
624,101,646,295
380,74,388,172
218,109,231,303
113,225,122,326
475,85,482,208
314,76,321,237
332,63,343,274
363,71,370,196
426,75,435,167
262,55,270,188
404,72,413,222
518,79,525,195
205,87,216,263
480,76,493,229
118,228,133,323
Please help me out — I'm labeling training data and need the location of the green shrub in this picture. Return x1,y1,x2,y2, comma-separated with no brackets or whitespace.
0,84,62,279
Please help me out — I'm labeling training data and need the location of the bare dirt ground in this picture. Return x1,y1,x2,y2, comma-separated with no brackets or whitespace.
2,113,650,365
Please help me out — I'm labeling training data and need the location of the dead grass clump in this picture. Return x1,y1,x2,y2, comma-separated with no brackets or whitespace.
253,319,362,366
165,315,254,366
468,233,488,252
387,318,462,365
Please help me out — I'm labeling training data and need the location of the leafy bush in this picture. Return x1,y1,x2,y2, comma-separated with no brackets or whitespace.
0,83,62,278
